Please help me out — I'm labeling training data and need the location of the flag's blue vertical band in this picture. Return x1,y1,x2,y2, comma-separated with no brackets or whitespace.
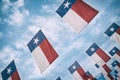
27,30,46,53
105,23,119,37
56,0,76,17
96,73,106,80
86,43,99,56
1,60,16,80
109,47,119,56
111,60,119,67
68,61,80,74
56,77,61,80
110,70,118,78
95,64,99,68
86,71,91,76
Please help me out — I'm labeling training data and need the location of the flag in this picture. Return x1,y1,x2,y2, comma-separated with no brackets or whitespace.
56,0,98,33
27,30,58,73
105,23,120,44
68,61,94,80
96,73,106,80
86,43,111,66
109,47,120,62
110,69,120,80
1,60,21,80
56,77,61,80
111,60,120,72
95,63,113,80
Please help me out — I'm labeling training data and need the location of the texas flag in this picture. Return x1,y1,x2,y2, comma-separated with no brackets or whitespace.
56,0,98,33
95,63,113,80
1,60,21,80
109,47,120,62
111,60,120,79
27,30,58,73
86,43,111,66
105,23,120,44
111,60,120,71
96,73,106,80
68,61,94,80
110,70,120,80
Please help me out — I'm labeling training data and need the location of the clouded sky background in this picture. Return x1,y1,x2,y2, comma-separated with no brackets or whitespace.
0,0,120,80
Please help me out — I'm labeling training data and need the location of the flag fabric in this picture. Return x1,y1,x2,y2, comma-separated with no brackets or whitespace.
111,60,120,79
68,61,94,80
86,43,111,66
105,23,120,44
27,30,58,73
95,63,113,80
110,69,120,80
56,0,98,33
1,60,21,80
111,60,120,71
96,73,106,80
56,77,61,80
109,47,120,62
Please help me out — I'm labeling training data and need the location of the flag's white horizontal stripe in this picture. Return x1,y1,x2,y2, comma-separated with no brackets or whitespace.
91,53,105,66
97,60,105,67
99,67,108,75
115,66,120,71
63,9,88,33
32,46,49,73
113,54,120,62
117,72,120,77
104,75,111,80
72,71,83,80
8,77,12,80
111,32,120,44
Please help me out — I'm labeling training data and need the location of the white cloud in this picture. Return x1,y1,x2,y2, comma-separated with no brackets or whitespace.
14,0,24,8
5,9,29,27
28,25,40,34
90,27,101,36
1,0,29,27
41,4,55,13
15,40,27,51
29,16,65,44
0,46,22,65
1,0,24,13
1,0,11,13
6,10,24,25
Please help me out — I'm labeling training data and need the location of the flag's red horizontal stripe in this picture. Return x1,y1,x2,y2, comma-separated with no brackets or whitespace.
96,48,111,62
77,66,85,79
40,38,58,64
83,74,94,80
11,70,21,80
103,64,111,73
116,27,120,35
107,74,114,80
71,0,98,23
118,62,120,68
77,66,94,80
117,50,120,56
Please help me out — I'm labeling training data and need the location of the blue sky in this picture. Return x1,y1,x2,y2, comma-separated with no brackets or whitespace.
0,0,120,80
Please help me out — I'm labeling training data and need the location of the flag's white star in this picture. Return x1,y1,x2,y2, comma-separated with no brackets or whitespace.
113,62,117,65
34,37,39,45
64,1,70,8
72,65,76,69
7,67,12,74
91,47,95,52
112,50,116,53
110,27,114,32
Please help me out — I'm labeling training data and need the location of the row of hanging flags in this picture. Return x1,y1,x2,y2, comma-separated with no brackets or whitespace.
1,0,120,80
